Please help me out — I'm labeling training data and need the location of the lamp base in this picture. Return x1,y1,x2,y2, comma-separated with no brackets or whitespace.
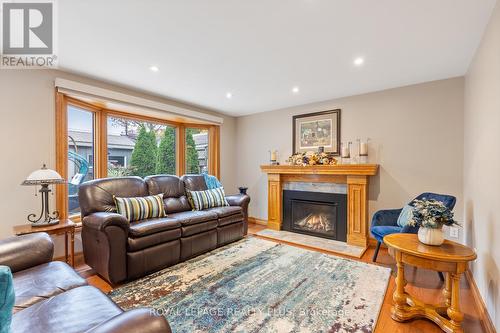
31,219,60,228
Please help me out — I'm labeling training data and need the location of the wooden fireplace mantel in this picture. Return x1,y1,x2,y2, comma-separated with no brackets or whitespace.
260,164,379,249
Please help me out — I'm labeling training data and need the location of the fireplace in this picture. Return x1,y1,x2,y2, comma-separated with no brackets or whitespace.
282,190,347,242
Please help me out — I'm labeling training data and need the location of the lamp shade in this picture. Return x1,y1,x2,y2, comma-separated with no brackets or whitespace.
22,164,65,186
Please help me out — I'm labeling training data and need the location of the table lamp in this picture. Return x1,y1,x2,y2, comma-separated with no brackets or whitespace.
22,164,65,227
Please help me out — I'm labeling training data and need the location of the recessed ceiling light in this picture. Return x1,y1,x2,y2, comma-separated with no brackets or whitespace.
353,57,364,66
292,86,300,94
149,65,159,72
226,92,233,99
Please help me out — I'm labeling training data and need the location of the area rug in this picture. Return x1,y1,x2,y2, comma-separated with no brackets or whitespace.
109,237,391,333
256,229,366,258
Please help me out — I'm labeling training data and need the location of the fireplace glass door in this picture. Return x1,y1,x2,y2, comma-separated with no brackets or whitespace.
282,190,347,242
291,200,337,238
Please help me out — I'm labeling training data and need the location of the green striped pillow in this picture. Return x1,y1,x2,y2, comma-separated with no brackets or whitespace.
187,187,229,211
114,194,166,222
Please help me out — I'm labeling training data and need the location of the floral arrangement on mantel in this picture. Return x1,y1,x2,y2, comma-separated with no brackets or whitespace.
408,199,458,246
286,151,338,166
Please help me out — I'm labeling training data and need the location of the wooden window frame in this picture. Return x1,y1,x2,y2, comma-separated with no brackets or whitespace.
55,93,220,221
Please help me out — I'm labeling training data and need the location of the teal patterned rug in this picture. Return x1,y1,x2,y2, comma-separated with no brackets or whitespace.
109,237,390,333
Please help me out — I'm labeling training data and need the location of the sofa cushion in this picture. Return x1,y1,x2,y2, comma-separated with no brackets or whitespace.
182,220,219,237
128,228,181,252
145,175,192,213
180,175,208,191
13,261,87,313
164,196,192,214
114,194,166,222
168,210,218,226
79,177,148,217
129,217,180,238
206,206,242,218
186,187,229,211
11,286,122,333
218,213,244,227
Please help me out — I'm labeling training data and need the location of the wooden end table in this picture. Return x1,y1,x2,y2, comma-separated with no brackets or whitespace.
384,233,476,333
13,219,76,267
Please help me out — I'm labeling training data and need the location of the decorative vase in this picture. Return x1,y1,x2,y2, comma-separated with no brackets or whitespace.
417,226,444,246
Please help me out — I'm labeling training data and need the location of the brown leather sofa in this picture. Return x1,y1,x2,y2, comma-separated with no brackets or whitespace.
79,174,250,284
0,232,171,333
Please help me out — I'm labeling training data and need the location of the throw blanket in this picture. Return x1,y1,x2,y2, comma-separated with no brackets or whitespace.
0,266,14,333
203,173,222,189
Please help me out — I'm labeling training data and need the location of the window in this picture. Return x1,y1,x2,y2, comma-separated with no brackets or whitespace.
186,128,209,174
107,116,176,178
67,105,95,215
56,94,219,220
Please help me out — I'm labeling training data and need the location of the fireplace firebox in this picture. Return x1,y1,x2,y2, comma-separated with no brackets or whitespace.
282,190,347,242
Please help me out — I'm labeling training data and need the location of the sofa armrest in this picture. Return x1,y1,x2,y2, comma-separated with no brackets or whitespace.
226,194,250,210
82,212,129,284
226,194,250,235
85,308,171,333
83,212,129,233
0,233,54,273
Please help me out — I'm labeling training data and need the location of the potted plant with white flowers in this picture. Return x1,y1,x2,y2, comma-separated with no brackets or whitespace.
408,199,458,246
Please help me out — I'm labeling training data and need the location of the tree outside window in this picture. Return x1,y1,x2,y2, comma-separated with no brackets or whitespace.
106,117,176,178
156,126,176,175
186,128,208,174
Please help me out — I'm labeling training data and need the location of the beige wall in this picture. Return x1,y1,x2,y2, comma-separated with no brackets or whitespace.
464,0,500,328
235,77,465,239
0,69,237,254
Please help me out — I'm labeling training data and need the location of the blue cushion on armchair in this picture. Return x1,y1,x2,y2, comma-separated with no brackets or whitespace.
0,265,14,333
397,204,414,227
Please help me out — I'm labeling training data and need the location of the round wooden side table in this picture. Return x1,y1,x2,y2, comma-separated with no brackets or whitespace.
384,233,476,333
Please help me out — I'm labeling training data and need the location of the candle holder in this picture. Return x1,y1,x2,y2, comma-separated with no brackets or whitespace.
340,142,352,164
269,150,279,165
358,138,369,164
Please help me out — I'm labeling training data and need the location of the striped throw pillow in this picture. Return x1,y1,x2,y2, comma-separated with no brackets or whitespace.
187,187,229,211
114,194,166,222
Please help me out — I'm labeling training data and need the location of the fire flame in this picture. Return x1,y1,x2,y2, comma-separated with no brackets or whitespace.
295,214,333,232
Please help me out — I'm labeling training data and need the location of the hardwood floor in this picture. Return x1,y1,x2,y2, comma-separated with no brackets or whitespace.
77,223,487,333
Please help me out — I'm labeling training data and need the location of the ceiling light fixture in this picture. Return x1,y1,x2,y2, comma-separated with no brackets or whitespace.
292,86,300,94
226,92,233,99
353,57,364,66
149,65,159,72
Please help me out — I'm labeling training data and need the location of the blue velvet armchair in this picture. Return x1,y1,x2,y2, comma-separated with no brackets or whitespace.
370,192,456,263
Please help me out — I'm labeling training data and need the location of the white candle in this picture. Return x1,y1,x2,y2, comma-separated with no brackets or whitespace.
271,151,277,161
341,147,350,158
360,142,368,155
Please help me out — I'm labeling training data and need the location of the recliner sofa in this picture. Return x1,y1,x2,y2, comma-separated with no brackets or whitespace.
0,232,171,333
80,174,250,284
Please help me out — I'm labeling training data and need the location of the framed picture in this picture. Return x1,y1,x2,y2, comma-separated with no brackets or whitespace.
292,109,341,155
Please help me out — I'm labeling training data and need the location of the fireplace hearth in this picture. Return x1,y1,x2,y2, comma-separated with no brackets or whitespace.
282,190,347,242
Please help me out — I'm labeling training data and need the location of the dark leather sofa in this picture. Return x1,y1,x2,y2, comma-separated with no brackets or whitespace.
0,233,171,333
80,174,250,284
